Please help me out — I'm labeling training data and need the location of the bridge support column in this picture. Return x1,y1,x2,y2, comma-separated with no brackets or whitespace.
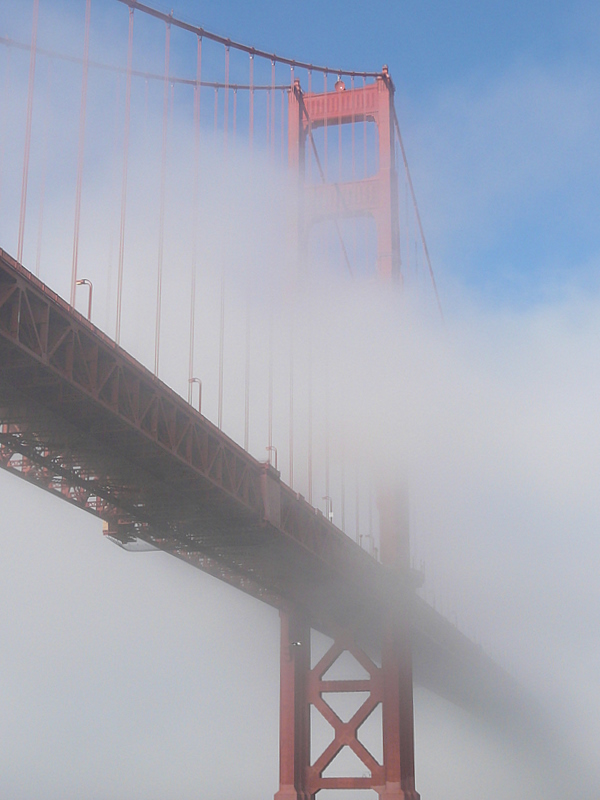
378,488,420,800
274,609,312,800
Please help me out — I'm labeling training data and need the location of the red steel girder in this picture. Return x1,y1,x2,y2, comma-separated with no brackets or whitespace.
0,248,398,629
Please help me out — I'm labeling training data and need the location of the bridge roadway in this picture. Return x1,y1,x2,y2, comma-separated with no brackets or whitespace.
0,246,527,729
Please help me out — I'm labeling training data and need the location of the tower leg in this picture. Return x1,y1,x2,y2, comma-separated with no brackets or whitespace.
274,609,312,800
378,487,420,800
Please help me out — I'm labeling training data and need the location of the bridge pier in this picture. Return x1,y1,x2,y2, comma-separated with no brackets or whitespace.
274,610,311,800
274,490,419,800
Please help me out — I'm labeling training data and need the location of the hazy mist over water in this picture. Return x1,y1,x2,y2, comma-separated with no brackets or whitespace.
1,2,600,798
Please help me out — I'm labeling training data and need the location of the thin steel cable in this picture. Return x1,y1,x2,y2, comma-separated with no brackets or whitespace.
0,35,288,90
17,0,39,264
341,442,346,533
355,466,360,543
223,46,229,155
405,180,410,276
35,58,52,278
392,105,444,321
142,76,149,139
248,54,254,152
232,88,237,141
323,72,328,183
280,88,284,165
266,85,269,149
350,76,357,272
116,0,382,78
0,48,12,212
307,330,313,505
106,72,121,331
70,0,92,307
324,345,330,514
218,274,225,430
154,21,171,375
213,86,218,131
188,35,202,403
244,297,250,450
268,309,273,453
289,313,294,488
270,60,275,157
116,7,134,344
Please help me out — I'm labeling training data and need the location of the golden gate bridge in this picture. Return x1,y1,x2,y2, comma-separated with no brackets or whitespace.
0,2,556,797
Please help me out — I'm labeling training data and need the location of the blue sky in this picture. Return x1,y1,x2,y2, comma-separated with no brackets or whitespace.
2,2,600,798
9,0,595,308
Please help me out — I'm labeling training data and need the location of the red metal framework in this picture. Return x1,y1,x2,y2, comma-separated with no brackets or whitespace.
0,249,531,797
288,68,401,281
274,496,419,800
0,246,394,626
282,75,418,799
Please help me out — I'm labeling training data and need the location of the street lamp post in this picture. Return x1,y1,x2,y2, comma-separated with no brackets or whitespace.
76,278,93,321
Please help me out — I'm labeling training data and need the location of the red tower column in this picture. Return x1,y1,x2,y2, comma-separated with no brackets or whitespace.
288,68,401,281
379,488,420,800
274,609,311,800
281,71,419,800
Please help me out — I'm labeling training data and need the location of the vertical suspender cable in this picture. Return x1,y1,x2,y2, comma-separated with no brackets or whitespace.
214,87,218,131
325,346,330,514
188,35,202,402
362,76,369,270
35,58,52,277
280,88,285,164
155,20,171,375
0,49,12,211
289,313,294,488
341,440,346,533
70,0,92,307
143,77,149,139
265,86,269,149
270,60,275,158
116,7,134,344
245,54,253,450
362,77,367,177
17,0,39,264
244,298,250,450
106,73,121,330
249,54,254,153
233,88,237,141
307,332,313,505
307,70,312,182
355,465,360,544
350,75,357,270
350,75,355,179
223,46,229,156
323,72,328,182
218,274,225,429
268,310,273,454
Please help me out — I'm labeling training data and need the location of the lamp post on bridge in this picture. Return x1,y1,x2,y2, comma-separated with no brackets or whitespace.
75,278,93,321
188,377,202,413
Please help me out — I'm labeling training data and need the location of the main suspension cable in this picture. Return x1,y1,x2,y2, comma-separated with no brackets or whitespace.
116,0,382,79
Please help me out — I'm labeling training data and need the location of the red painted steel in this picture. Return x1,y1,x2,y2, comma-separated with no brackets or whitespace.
0,249,530,792
288,68,401,281
0,247,391,627
280,73,418,799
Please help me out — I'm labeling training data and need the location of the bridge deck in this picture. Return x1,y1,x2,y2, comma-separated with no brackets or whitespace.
0,247,526,722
